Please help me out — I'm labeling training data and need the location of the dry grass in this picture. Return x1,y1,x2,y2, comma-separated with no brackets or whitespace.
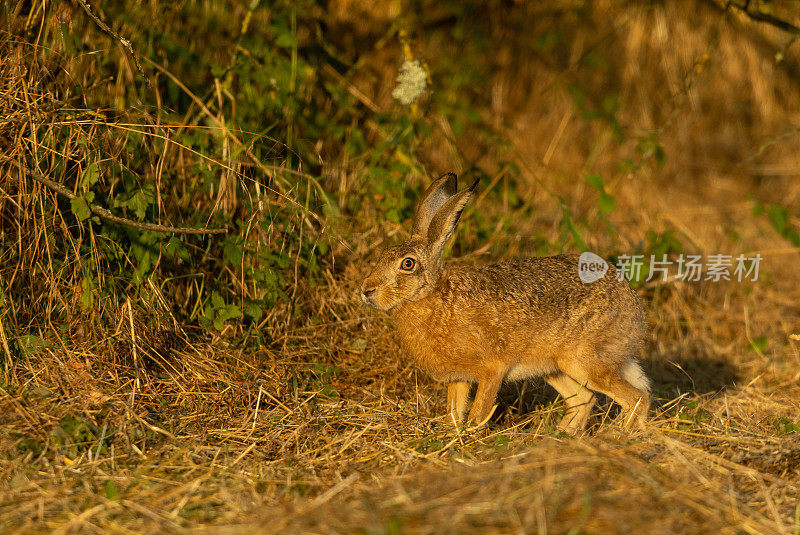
2,1,800,533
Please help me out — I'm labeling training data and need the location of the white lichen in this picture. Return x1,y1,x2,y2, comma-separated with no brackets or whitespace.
391,59,427,105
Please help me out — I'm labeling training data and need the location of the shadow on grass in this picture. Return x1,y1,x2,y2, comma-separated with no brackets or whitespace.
487,354,740,423
640,354,740,399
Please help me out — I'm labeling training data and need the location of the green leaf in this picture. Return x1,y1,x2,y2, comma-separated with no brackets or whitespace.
785,228,800,248
767,205,788,233
749,336,768,354
16,438,43,455
653,144,666,166
760,204,800,248
105,479,119,500
59,415,96,444
113,187,154,221
275,32,297,49
585,175,604,191
213,304,242,330
17,335,47,357
81,163,99,188
70,197,92,222
349,338,367,352
223,238,244,266
560,201,588,252
773,416,799,436
618,158,635,172
677,412,693,430
79,277,94,311
198,309,212,330
243,300,263,322
315,239,329,255
598,193,617,214
132,249,151,286
584,172,604,191
493,435,510,448
636,132,666,166
127,190,152,220
30,386,52,398
164,237,191,263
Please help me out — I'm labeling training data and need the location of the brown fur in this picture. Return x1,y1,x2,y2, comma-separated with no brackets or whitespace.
361,174,650,433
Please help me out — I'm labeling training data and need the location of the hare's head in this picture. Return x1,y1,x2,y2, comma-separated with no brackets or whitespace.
361,173,477,311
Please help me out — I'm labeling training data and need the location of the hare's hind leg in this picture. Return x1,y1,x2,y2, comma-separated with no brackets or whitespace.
447,382,471,423
560,358,650,430
588,361,650,429
545,374,596,434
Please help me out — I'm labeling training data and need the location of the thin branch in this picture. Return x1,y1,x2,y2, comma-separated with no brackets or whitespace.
727,0,800,34
75,0,151,86
23,166,228,235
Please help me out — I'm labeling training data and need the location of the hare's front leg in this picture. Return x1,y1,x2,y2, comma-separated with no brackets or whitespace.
447,382,470,423
467,364,507,426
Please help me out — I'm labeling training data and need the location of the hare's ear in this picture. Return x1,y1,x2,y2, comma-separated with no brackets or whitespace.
412,173,458,236
426,179,478,259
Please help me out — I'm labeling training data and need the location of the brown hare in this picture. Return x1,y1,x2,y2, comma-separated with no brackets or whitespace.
360,173,650,434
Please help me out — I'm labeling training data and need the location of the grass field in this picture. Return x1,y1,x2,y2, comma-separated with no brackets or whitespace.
1,1,799,533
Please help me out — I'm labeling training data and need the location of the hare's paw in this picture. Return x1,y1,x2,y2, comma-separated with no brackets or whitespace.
446,381,471,423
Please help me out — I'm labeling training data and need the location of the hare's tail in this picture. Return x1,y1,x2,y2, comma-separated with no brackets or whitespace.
622,360,651,393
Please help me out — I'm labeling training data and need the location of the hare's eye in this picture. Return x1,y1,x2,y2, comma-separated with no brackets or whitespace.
400,257,416,271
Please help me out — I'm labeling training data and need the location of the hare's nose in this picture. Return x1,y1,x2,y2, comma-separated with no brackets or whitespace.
361,287,376,304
